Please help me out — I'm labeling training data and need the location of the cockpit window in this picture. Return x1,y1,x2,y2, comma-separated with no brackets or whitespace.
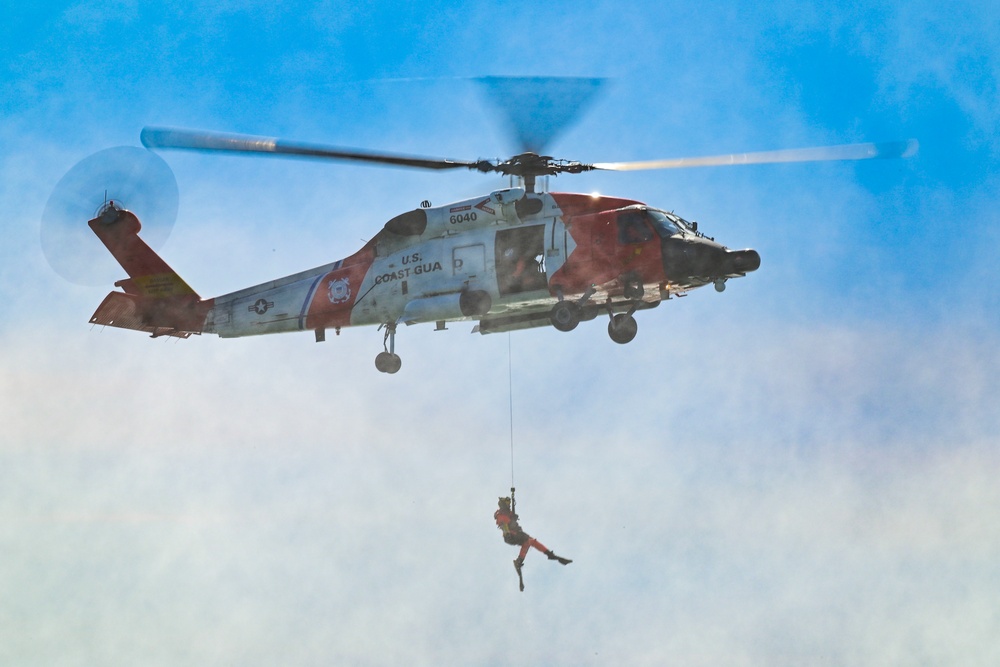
616,210,655,244
647,209,686,237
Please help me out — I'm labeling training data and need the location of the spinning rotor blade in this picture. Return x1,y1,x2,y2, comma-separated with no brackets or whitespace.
476,76,607,154
42,146,178,286
139,126,918,189
141,127,486,172
592,139,919,171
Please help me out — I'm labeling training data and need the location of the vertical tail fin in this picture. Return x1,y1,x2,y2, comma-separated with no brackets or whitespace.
89,205,198,299
88,206,205,337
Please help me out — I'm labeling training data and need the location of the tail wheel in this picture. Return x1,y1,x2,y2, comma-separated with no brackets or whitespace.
608,313,638,344
550,301,582,332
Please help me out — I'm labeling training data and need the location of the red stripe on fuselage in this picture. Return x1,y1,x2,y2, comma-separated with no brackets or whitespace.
303,246,375,330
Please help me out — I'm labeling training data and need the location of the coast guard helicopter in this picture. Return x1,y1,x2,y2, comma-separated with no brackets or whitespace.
48,78,916,373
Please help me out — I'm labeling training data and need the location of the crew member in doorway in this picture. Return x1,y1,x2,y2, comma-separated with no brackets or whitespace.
495,496,571,588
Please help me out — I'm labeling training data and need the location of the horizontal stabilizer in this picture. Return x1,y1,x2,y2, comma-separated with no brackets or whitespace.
90,291,196,339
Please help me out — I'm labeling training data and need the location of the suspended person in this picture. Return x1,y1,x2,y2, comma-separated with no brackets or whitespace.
494,495,571,590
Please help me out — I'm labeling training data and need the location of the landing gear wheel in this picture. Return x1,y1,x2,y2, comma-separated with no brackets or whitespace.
608,313,638,344
550,301,582,332
714,279,727,292
375,351,402,374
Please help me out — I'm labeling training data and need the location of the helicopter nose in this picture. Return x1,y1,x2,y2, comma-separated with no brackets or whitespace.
724,248,760,274
660,237,760,284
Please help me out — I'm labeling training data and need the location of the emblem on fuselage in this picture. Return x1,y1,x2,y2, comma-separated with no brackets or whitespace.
250,298,273,315
328,277,351,304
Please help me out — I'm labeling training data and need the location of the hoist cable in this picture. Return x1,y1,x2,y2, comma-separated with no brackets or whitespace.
508,333,515,492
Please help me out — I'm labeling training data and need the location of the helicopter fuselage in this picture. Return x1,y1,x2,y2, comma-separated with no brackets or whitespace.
195,189,758,338
88,187,759,372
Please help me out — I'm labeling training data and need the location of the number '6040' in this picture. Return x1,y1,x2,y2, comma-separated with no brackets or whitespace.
449,212,478,224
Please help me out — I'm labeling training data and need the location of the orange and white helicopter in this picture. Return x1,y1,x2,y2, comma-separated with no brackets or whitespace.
61,80,916,373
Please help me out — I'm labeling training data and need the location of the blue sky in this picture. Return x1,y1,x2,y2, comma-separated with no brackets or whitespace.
2,1,999,665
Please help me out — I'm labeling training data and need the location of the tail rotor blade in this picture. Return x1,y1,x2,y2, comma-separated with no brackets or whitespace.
41,147,178,286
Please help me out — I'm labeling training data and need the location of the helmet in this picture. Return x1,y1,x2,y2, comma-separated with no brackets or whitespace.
498,496,511,506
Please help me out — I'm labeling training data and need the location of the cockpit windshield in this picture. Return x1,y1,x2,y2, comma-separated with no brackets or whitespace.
616,207,695,242
646,209,692,237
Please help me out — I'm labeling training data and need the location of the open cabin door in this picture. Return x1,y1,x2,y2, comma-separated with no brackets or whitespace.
495,225,548,296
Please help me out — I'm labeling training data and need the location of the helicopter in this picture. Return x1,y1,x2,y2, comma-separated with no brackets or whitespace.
64,79,916,374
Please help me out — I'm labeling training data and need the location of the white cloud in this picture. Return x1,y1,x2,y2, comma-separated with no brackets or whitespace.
3,314,998,663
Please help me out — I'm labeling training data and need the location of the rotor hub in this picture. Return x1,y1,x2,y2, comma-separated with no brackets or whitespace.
490,152,594,178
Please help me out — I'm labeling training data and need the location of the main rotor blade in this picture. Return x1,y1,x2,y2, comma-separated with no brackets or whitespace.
476,76,607,154
141,127,486,171
592,139,918,171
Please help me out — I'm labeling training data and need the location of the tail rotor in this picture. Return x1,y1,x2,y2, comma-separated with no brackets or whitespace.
41,146,179,285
